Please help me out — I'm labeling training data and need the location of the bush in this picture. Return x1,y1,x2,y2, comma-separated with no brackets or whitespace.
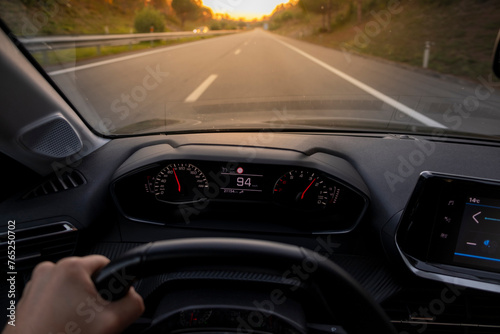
134,7,166,33
272,10,294,24
269,22,281,31
209,21,221,30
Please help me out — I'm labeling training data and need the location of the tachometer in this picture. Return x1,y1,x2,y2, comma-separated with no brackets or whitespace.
273,170,330,211
154,163,208,204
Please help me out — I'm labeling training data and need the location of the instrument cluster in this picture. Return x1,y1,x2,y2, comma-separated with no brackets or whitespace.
112,160,368,234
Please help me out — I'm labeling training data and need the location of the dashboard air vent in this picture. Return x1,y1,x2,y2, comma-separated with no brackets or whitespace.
0,222,78,270
23,170,86,199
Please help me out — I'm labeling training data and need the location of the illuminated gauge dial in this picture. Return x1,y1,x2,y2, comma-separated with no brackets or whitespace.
273,170,330,211
179,309,213,327
153,163,208,204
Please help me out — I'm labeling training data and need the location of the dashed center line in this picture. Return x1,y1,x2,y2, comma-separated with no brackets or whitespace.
235,49,242,55
185,74,218,103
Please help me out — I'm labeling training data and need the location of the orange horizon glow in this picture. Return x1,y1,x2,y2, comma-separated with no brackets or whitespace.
202,0,289,21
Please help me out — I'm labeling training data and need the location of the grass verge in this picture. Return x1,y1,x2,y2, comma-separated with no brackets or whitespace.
271,0,500,81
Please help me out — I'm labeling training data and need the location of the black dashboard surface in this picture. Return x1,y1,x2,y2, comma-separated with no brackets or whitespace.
3,131,500,332
4,131,500,249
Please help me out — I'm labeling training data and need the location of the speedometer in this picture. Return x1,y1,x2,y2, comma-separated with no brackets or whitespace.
154,163,208,204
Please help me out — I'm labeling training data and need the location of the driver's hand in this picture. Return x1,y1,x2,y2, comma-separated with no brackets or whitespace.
2,255,144,334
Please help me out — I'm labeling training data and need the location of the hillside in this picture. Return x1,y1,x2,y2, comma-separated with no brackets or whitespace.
0,0,183,35
269,0,500,81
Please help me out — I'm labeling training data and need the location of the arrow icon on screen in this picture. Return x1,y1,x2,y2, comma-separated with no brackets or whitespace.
473,211,481,224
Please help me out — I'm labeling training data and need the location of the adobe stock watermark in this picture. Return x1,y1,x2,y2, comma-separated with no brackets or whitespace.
51,63,165,176
237,107,297,162
210,0,244,15
385,74,500,192
5,0,67,60
50,138,94,178
237,235,340,333
98,64,169,134
17,0,68,37
178,160,236,224
178,108,297,224
51,265,136,334
340,0,405,64
398,283,466,334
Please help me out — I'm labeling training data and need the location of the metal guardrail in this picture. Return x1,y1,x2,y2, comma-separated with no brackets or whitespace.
18,30,239,53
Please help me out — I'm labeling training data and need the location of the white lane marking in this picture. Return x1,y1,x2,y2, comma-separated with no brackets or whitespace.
235,49,242,55
272,38,447,129
185,74,218,103
48,39,216,76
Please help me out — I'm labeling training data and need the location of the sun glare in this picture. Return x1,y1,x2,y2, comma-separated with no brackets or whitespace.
202,0,289,20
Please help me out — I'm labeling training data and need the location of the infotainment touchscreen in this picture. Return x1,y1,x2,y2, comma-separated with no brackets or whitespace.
398,172,500,275
453,197,500,272
397,172,500,291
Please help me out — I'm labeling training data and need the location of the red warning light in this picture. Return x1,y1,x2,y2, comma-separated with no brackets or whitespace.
237,167,244,174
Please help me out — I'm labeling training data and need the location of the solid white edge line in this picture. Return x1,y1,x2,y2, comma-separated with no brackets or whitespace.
272,37,447,129
48,38,216,76
185,74,218,103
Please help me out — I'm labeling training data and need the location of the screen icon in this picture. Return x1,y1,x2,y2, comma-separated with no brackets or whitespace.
473,211,481,224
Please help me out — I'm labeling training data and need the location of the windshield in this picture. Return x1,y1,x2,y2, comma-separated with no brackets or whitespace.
1,0,500,139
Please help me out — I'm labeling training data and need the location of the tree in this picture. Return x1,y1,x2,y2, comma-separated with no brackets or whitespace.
134,7,166,32
299,0,334,32
171,0,201,28
199,6,213,22
355,0,362,23
148,0,171,14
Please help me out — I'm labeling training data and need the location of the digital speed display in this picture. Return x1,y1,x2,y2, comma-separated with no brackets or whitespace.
219,166,264,197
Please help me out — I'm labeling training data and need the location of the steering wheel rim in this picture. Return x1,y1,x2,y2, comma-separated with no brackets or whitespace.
93,238,397,333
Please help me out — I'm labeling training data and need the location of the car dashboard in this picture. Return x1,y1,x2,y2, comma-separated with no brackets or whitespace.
2,131,500,333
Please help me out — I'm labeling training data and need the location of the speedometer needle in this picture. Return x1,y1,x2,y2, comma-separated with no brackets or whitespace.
301,178,316,200
173,168,181,192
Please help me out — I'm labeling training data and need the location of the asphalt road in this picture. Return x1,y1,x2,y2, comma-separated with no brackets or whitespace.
50,29,500,136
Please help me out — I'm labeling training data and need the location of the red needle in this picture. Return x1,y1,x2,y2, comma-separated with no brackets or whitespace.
301,178,316,200
172,168,181,192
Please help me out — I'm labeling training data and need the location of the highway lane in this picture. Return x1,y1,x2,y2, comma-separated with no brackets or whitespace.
50,29,500,136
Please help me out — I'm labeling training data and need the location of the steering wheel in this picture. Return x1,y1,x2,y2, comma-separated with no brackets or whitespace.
93,238,396,334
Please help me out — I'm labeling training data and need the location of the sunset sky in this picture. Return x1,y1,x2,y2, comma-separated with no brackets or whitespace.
202,0,288,20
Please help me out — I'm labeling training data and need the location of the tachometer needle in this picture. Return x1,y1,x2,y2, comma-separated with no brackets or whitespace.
173,168,181,192
301,179,316,200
